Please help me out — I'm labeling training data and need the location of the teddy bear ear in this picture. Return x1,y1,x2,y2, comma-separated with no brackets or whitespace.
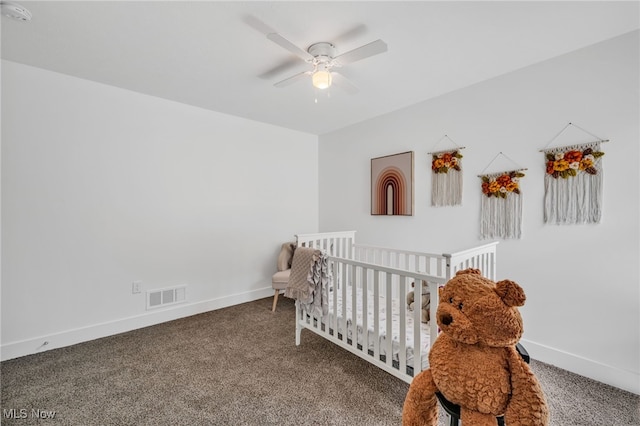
455,268,481,276
495,279,526,307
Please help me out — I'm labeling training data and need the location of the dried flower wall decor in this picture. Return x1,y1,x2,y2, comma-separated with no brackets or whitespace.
541,123,608,225
545,147,604,179
432,150,463,174
481,171,525,198
479,170,526,239
477,151,527,240
429,135,465,207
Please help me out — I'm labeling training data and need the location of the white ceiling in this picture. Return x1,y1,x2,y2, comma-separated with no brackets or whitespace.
2,1,639,135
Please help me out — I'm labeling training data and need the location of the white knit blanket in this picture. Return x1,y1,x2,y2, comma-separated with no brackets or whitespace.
284,247,330,318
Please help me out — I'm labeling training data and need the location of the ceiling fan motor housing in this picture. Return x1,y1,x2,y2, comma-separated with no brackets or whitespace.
307,42,336,64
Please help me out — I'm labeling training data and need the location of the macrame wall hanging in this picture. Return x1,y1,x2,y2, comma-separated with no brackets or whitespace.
429,135,465,207
541,122,607,225
478,153,527,240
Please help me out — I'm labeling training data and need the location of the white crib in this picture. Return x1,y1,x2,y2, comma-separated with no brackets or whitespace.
293,231,498,384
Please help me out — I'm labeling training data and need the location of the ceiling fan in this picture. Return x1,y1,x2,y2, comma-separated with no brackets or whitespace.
265,31,388,94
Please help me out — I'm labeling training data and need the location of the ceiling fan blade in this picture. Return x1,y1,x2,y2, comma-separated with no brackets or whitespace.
267,33,315,62
332,24,368,45
331,72,359,94
243,15,277,36
258,58,305,80
274,71,311,88
334,39,388,66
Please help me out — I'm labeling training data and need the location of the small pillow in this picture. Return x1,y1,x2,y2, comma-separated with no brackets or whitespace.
277,242,296,271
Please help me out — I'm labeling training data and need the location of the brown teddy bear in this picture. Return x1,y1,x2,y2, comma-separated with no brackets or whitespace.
402,269,548,426
406,280,431,323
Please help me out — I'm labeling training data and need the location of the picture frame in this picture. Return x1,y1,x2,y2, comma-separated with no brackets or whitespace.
371,151,414,216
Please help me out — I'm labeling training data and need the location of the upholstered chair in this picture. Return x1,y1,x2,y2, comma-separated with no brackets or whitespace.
271,242,296,312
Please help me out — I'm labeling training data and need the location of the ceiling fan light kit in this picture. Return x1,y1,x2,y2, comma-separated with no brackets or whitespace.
312,67,332,90
309,42,336,90
312,70,332,90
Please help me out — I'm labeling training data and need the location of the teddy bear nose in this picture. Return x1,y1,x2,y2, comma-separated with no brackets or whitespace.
440,313,453,326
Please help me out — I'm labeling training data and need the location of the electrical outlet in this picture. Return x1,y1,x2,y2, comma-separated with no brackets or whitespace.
132,281,142,294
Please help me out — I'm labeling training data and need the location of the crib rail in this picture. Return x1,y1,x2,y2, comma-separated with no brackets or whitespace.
354,245,448,277
354,241,498,281
444,241,499,281
296,231,356,259
295,256,445,384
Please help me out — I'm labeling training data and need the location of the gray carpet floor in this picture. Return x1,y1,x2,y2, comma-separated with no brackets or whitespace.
1,297,638,425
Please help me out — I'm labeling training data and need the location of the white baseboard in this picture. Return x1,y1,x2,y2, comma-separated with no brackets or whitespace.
1,287,274,362
521,338,640,395
6,296,636,396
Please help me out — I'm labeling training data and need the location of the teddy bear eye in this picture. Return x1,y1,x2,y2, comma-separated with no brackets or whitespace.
458,302,463,310
449,297,454,303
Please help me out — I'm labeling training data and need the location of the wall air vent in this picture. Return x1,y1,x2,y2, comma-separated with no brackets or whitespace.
146,286,186,310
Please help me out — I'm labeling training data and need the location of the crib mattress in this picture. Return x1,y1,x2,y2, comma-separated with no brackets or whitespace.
317,286,430,370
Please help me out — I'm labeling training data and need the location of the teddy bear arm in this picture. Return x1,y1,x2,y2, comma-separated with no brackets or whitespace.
504,348,549,426
402,369,439,426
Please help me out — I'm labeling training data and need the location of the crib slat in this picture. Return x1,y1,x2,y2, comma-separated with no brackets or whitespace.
385,272,393,368
362,267,369,358
351,264,357,349
413,278,422,375
295,300,302,345
399,276,407,373
437,258,444,278
373,270,380,361
332,259,338,339
341,261,348,344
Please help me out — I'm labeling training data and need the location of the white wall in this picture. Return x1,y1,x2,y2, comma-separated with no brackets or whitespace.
319,31,639,394
1,60,318,359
